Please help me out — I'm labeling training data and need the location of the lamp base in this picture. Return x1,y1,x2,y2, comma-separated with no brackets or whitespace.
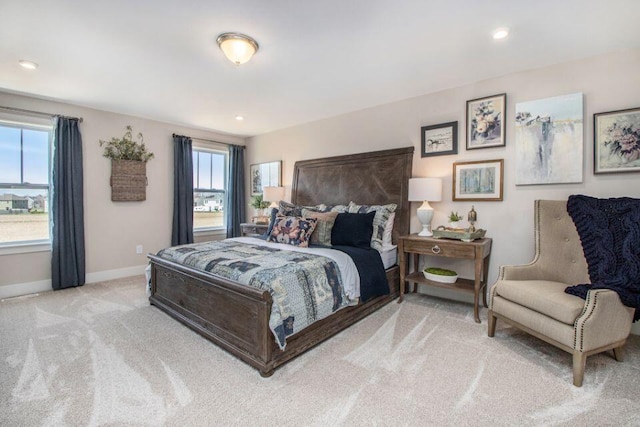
418,226,433,237
416,201,435,237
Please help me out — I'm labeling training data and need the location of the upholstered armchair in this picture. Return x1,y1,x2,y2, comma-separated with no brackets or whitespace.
488,200,634,387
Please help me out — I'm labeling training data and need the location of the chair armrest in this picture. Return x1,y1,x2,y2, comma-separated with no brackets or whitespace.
574,289,634,352
498,262,544,281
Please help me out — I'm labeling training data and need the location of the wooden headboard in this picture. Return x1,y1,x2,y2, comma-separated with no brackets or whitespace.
291,147,414,244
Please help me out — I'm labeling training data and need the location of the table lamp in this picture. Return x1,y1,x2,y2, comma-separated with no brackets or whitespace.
262,186,285,209
408,177,442,237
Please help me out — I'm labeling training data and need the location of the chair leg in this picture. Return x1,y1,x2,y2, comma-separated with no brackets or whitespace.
572,352,586,387
488,310,497,337
612,346,624,362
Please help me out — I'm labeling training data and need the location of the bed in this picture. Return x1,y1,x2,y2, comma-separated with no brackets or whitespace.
148,146,413,376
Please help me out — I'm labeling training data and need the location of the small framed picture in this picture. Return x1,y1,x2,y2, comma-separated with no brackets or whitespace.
421,121,458,157
453,159,504,201
466,93,506,150
594,107,640,174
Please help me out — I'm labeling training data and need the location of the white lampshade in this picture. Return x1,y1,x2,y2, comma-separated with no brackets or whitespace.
408,177,442,237
262,186,285,208
216,33,259,65
408,178,442,202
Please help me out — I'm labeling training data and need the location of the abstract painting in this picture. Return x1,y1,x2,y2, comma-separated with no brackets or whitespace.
515,93,583,185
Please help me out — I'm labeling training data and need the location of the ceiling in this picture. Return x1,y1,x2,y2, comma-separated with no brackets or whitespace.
1,0,639,137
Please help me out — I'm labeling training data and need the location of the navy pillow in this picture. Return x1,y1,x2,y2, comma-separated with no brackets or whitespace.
331,211,375,249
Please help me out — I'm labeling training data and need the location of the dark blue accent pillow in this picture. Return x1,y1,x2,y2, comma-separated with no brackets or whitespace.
265,207,278,236
331,211,375,249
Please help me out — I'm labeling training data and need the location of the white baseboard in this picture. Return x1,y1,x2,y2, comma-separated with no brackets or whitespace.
0,264,147,300
0,279,52,300
85,264,147,283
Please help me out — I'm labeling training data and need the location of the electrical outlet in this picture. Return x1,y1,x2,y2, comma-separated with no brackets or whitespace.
136,245,143,254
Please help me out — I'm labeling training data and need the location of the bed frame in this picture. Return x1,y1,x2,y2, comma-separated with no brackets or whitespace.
148,147,413,376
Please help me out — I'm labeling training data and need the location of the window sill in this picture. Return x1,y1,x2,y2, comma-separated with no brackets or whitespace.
194,227,226,237
0,241,51,256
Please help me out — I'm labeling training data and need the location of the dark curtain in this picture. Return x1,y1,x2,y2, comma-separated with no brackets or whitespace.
171,135,194,246
226,145,245,237
51,117,85,290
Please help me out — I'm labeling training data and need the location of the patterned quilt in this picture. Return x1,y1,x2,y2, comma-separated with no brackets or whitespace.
156,240,351,349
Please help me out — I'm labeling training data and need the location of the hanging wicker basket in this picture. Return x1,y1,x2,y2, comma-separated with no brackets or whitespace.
110,160,147,201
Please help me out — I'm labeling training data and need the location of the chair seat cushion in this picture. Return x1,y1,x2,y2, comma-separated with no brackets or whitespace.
494,280,585,325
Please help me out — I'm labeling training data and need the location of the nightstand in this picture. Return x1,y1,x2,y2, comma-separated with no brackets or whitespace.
240,222,269,237
397,234,492,323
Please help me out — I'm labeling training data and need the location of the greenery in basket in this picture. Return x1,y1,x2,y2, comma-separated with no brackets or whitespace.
100,125,154,162
448,211,463,222
424,267,457,276
250,194,269,210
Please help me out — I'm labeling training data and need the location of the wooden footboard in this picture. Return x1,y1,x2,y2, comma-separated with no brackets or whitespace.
149,254,399,376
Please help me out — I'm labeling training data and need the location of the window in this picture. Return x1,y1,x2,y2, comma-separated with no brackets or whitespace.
192,147,227,230
0,120,52,245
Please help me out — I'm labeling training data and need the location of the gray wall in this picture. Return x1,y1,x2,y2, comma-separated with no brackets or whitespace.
246,49,640,330
0,91,243,294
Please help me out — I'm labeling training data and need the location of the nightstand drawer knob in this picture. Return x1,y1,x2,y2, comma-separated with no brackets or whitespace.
431,245,441,254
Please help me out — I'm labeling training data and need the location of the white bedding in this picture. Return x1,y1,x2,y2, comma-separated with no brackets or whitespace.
379,245,398,270
230,237,362,300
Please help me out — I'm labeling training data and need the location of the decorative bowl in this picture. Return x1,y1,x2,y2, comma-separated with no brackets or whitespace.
423,271,458,284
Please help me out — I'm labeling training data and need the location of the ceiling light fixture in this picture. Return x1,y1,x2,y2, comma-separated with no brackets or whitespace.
18,60,39,70
492,27,510,40
235,115,244,121
216,32,259,65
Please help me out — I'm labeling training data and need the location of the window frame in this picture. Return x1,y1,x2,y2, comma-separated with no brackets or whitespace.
192,145,228,232
0,117,53,252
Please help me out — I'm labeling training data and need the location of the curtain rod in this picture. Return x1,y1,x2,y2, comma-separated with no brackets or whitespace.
172,133,239,147
0,105,83,123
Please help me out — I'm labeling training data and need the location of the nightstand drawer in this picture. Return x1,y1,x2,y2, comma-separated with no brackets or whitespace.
403,239,475,258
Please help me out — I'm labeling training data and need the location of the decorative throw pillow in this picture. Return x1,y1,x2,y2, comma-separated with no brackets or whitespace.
278,200,327,217
348,202,398,251
331,211,375,249
268,215,317,247
265,207,279,236
302,209,339,246
325,204,349,213
382,212,396,246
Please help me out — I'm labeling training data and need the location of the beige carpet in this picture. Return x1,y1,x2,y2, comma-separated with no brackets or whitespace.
1,276,639,426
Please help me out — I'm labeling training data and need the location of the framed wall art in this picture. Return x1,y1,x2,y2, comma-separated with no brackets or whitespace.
515,92,583,185
452,159,503,201
466,93,506,150
594,107,640,174
250,160,282,195
421,121,458,157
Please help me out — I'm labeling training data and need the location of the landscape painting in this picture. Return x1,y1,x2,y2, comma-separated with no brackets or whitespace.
453,159,503,201
515,93,583,185
421,121,458,157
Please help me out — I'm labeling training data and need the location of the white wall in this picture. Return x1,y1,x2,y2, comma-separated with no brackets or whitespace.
0,91,244,295
247,49,640,328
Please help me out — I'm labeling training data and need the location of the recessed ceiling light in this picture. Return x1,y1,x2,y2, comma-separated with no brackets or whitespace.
235,115,244,121
492,27,510,40
18,60,39,70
